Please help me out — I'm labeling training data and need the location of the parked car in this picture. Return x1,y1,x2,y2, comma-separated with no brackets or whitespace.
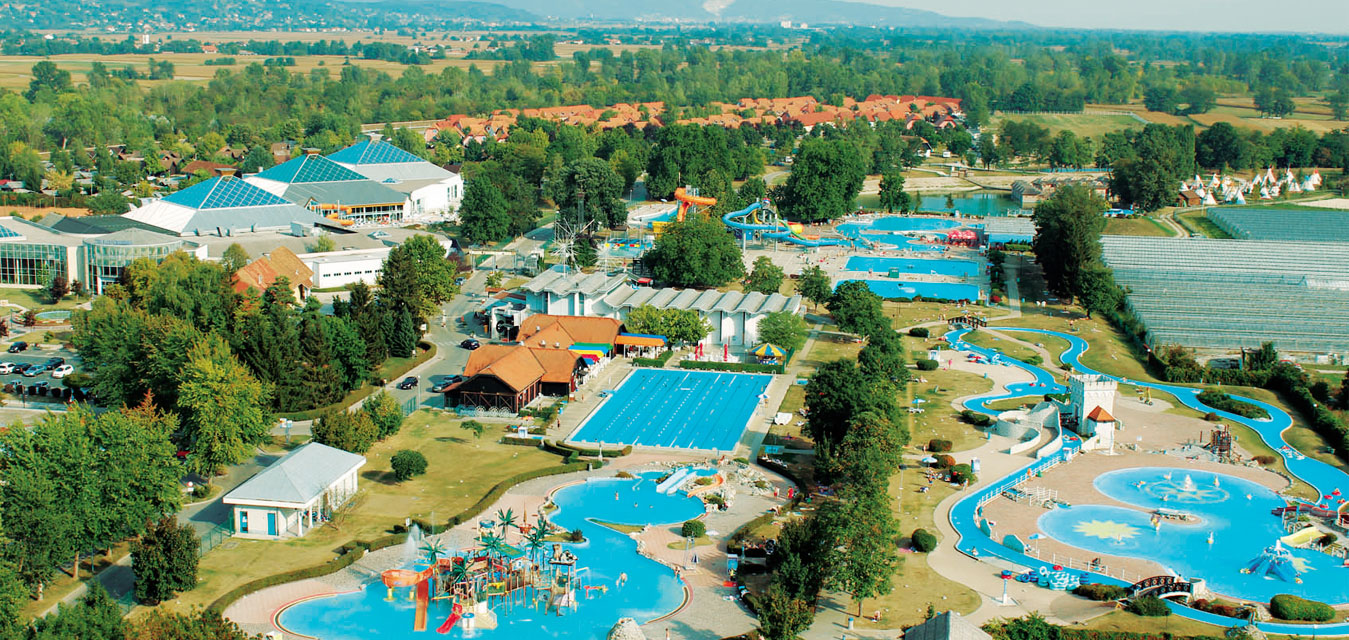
460,338,481,350
0,362,14,374
51,364,74,379
22,364,42,377
397,376,418,390
430,375,465,393
454,277,466,286
7,341,27,353
44,357,64,371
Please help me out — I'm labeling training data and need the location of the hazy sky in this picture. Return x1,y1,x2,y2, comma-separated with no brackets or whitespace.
868,0,1349,33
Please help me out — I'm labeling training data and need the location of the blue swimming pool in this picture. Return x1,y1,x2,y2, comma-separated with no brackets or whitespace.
839,279,981,301
844,256,981,277
1037,467,1349,604
570,369,771,451
278,471,706,639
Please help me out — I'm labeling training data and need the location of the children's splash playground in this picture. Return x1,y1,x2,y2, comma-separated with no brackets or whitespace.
276,469,719,639
942,324,1349,632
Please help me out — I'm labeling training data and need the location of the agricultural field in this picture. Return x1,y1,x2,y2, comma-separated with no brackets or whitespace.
1104,215,1175,237
990,112,1146,138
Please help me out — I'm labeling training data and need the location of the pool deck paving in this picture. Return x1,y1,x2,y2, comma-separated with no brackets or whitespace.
224,454,795,640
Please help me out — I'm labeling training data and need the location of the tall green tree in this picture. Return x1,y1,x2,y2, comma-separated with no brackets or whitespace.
548,156,627,229
298,301,345,407
132,516,200,605
757,583,815,640
746,256,785,294
621,306,712,345
795,265,833,311
877,171,912,214
826,281,887,337
362,390,405,439
458,179,512,245
819,485,899,616
774,139,867,223
378,234,457,322
1031,185,1109,302
221,243,250,274
28,582,124,640
312,409,379,453
645,217,744,288
757,311,808,351
177,334,274,476
858,331,908,384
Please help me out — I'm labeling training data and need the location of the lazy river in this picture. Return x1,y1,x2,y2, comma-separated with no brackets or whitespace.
277,469,713,639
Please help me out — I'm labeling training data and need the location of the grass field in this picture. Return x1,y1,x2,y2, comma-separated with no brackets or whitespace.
991,112,1144,138
1175,210,1232,238
168,411,567,611
1104,215,1175,237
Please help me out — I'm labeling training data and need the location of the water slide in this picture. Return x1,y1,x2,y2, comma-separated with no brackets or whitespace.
721,201,866,248
1280,526,1322,547
414,578,430,632
673,187,718,222
656,468,693,494
436,603,464,634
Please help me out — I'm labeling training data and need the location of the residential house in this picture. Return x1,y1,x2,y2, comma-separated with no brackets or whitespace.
232,246,315,299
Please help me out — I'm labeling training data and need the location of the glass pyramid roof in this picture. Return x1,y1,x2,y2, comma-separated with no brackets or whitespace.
163,176,292,210
327,139,426,166
256,154,368,184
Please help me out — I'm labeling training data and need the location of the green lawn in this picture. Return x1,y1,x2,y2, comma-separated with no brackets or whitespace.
994,304,1161,385
171,410,568,611
990,112,1144,138
0,287,87,312
1176,210,1233,238
1104,215,1175,237
907,363,995,453
961,328,1044,365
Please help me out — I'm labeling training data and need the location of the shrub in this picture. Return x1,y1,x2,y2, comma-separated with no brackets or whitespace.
950,463,977,484
928,438,953,452
615,471,634,479
911,528,938,552
1191,598,1244,618
1317,533,1337,546
916,359,939,371
908,327,930,338
704,494,726,507
1270,594,1335,621
959,410,994,427
633,350,677,368
1074,583,1127,601
933,454,956,469
569,528,585,542
191,484,211,499
1203,412,1221,422
390,450,428,481
1196,389,1270,420
681,520,706,538
1125,595,1171,617
1252,455,1276,466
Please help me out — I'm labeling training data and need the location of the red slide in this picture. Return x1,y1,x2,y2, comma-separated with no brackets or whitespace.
436,603,464,634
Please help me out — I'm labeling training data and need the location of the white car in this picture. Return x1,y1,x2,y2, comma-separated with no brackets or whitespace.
51,364,74,379
0,362,13,374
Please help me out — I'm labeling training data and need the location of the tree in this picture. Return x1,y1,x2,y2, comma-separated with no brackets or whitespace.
746,256,785,294
458,179,512,245
29,582,124,640
362,390,405,439
177,335,274,476
86,191,130,214
239,146,274,173
26,60,72,100
1048,130,1091,169
1180,83,1217,115
826,281,887,337
379,234,457,322
297,304,345,407
1328,88,1349,121
819,485,899,616
221,243,250,274
48,275,69,302
976,134,1001,169
775,138,867,223
548,156,627,229
388,306,417,358
1032,185,1109,303
1196,122,1244,170
322,315,370,391
645,217,744,288
0,563,26,639
757,311,808,351
391,450,428,481
311,409,378,453
1255,88,1297,118
127,609,256,640
1143,84,1180,114
877,171,912,214
858,332,908,383
460,419,486,439
308,235,337,253
1078,265,1122,319
757,583,815,640
796,266,832,311
132,516,200,605
620,306,712,345
805,360,900,481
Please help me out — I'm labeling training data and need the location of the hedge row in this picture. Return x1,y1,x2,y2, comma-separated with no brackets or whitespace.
279,341,437,421
679,360,784,374
1060,629,1224,640
1270,594,1335,622
500,435,543,447
633,350,676,368
541,440,633,458
207,533,406,614
1073,583,1127,601
1195,389,1269,420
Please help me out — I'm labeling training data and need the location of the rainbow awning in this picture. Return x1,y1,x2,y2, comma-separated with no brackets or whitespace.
569,342,610,360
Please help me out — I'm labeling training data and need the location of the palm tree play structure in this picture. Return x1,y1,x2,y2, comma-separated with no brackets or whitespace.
379,509,605,633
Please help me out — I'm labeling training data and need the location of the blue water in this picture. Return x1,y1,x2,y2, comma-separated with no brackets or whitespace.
278,471,710,639
844,256,981,277
917,192,1018,216
34,310,71,320
943,324,1349,631
570,369,770,451
838,279,981,301
837,216,967,251
1037,467,1349,604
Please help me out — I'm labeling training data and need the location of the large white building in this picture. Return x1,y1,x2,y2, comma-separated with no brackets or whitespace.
504,266,802,347
296,247,391,289
328,137,464,219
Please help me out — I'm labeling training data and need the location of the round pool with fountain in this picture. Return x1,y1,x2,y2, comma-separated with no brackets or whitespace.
1035,467,1349,604
276,468,716,639
34,310,71,321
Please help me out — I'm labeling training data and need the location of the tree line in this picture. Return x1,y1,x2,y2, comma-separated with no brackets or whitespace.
73,235,459,476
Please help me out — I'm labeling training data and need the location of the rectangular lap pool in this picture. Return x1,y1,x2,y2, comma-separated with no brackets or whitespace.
570,369,771,451
844,256,982,277
840,279,982,301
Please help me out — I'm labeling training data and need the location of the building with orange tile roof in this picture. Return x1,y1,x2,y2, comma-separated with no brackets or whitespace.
232,246,314,299
447,343,588,411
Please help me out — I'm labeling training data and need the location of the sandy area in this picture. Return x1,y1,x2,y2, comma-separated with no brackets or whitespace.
1301,197,1349,210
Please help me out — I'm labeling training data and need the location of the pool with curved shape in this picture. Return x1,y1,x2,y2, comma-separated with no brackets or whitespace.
277,470,712,639
943,325,1349,632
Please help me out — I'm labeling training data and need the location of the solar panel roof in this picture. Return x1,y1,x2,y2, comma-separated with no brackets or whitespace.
256,154,369,184
328,139,426,166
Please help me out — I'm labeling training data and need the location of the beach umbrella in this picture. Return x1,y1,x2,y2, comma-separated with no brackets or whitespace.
749,343,786,358
920,456,937,464
724,343,729,361
1335,489,1342,496
1028,533,1044,540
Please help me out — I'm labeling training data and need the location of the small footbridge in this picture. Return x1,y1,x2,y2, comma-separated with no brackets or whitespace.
1127,575,1195,601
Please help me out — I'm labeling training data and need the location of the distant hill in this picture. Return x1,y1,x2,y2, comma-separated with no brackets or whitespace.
336,0,541,23
482,0,1031,28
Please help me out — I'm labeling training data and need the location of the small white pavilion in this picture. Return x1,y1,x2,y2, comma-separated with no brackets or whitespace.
222,442,366,540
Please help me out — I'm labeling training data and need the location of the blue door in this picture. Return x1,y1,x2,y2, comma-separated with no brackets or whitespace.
267,513,278,536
